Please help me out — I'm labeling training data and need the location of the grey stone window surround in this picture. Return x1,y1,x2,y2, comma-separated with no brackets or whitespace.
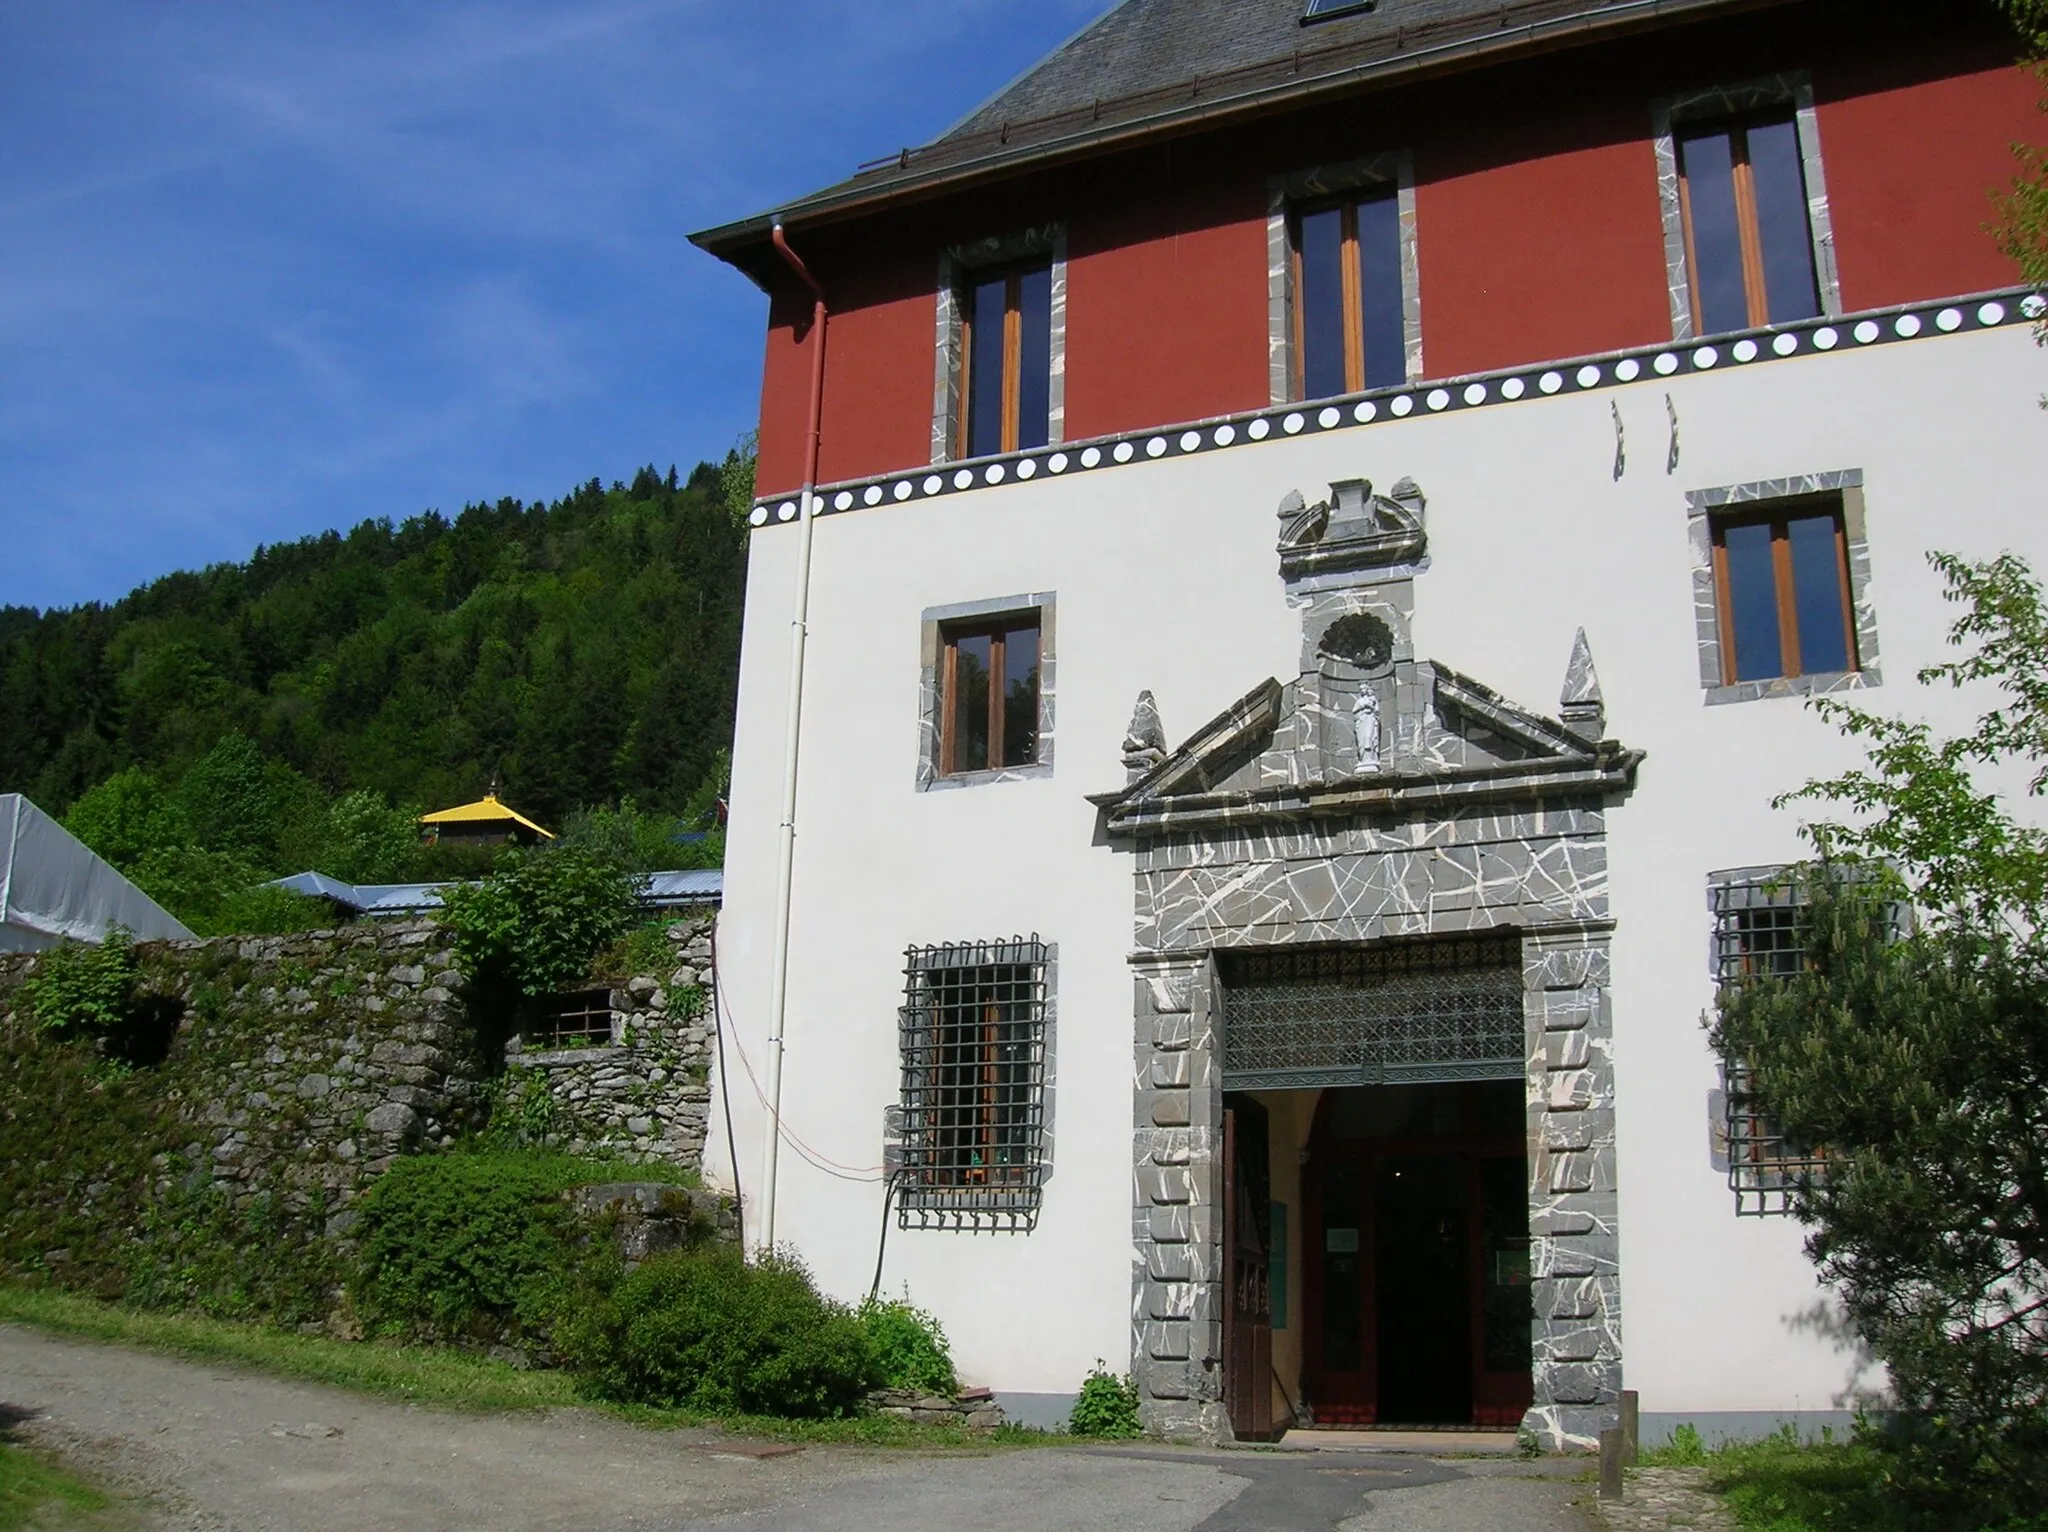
915,592,1057,791
1687,469,1881,707
883,939,1058,1227
931,225,1068,464
1652,71,1843,343
1266,151,1423,405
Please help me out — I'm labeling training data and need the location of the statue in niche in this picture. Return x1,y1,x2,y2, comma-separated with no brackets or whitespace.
1352,684,1383,773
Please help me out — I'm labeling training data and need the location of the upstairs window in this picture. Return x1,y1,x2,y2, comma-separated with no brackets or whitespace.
939,613,1041,776
896,936,1051,1231
1676,111,1821,334
1290,188,1406,399
960,260,1053,458
1710,494,1858,686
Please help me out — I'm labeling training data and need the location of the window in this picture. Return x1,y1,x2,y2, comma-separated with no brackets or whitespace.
1709,869,1827,1215
528,989,614,1049
939,613,1041,776
1301,0,1377,20
1710,494,1858,686
1708,866,1905,1214
1676,111,1820,334
959,261,1052,458
1290,188,1406,399
896,936,1050,1230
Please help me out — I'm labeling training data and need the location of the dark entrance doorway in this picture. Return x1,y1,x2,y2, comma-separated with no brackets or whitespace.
1221,1096,1276,1441
1303,1082,1533,1427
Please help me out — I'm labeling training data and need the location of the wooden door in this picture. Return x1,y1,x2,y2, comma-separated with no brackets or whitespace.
1221,1105,1276,1441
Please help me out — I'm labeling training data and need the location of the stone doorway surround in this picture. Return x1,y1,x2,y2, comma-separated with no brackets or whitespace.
1091,476,1642,1451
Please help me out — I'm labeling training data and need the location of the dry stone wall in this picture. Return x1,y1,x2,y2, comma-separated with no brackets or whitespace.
505,917,717,1166
0,911,720,1265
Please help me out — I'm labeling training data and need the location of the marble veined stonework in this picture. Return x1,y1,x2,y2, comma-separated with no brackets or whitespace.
1095,479,1639,1448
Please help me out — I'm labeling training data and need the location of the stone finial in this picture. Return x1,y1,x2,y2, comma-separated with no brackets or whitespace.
1560,628,1605,740
1122,690,1168,783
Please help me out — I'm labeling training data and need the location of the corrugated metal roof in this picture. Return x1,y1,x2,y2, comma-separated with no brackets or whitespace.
270,868,723,918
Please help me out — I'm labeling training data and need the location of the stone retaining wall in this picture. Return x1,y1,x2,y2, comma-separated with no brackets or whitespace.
0,910,720,1245
505,916,717,1166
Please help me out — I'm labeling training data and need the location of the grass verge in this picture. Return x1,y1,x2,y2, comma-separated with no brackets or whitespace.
0,1437,118,1528
1639,1423,2046,1532
0,1285,1054,1450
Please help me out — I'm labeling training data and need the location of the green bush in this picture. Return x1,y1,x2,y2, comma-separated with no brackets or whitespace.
1068,1363,1142,1438
348,1151,600,1343
19,929,137,1037
436,847,642,998
557,1247,879,1415
858,1292,956,1393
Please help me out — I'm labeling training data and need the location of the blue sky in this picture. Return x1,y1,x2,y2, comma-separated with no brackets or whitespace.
0,0,1111,611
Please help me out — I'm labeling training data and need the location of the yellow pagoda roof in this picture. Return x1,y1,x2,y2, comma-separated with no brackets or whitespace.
418,793,555,839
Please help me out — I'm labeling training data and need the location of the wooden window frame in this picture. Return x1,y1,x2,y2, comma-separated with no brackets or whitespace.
937,615,1039,777
1287,194,1371,399
957,260,1049,458
1709,498,1858,686
1676,110,1804,333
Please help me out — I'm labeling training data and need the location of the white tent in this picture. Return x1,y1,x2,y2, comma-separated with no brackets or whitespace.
0,794,194,952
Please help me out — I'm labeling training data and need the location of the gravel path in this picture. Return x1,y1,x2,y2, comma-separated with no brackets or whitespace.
1,1324,1598,1531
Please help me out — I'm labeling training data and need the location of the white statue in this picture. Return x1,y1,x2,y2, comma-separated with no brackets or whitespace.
1353,685,1383,773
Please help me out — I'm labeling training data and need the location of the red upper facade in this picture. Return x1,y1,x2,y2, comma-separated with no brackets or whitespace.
696,1,2037,500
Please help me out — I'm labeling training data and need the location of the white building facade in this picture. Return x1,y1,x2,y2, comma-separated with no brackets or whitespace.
694,0,2047,1446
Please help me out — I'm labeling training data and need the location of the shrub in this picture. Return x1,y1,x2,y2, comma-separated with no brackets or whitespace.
348,1151,597,1343
557,1247,879,1415
436,848,642,998
858,1292,957,1394
1068,1363,1142,1438
18,930,137,1037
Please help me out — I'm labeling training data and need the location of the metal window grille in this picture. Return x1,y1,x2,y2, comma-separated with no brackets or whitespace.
1708,868,1907,1215
1218,932,1525,1090
529,989,614,1049
896,936,1049,1232
1721,1058,1826,1217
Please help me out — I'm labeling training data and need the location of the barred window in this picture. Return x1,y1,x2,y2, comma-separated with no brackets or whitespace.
1707,867,1908,1215
896,937,1049,1231
528,988,614,1049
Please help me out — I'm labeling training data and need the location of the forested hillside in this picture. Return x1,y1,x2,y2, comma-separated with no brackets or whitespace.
0,457,750,931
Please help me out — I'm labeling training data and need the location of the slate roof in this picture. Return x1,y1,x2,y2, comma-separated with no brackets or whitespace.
692,0,1770,278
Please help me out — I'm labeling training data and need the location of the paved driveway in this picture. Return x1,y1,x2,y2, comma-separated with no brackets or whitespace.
0,1325,1592,1531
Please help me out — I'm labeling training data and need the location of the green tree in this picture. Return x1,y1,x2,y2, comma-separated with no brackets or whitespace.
1711,553,2048,1519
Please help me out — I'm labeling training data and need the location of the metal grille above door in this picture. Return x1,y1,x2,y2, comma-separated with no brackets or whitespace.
1218,932,1525,1089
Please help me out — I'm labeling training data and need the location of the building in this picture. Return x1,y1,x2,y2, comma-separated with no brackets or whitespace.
691,0,2046,1446
417,793,555,848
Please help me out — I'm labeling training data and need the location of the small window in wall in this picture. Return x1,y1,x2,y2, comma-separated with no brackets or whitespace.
528,989,614,1049
1710,494,1858,687
960,261,1053,458
940,613,1041,776
1291,188,1406,399
896,936,1051,1231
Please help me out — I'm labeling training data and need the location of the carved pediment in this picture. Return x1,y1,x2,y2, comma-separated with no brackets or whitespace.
1277,477,1426,581
1094,642,1639,839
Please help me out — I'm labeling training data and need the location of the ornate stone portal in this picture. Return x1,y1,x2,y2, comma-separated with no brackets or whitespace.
1091,478,1642,1450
